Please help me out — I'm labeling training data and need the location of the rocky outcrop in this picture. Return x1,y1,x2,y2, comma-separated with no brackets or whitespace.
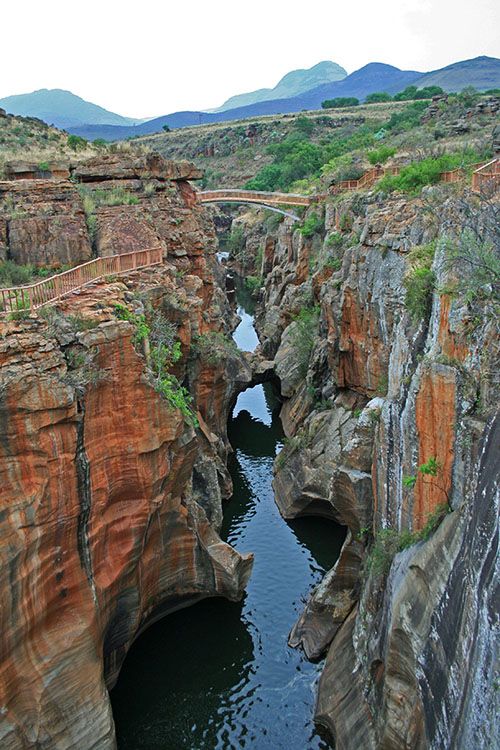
72,152,203,183
0,179,92,267
254,187,499,748
0,187,254,748
0,153,204,269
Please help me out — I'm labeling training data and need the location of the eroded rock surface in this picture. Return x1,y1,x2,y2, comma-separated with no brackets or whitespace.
252,188,499,748
0,199,253,748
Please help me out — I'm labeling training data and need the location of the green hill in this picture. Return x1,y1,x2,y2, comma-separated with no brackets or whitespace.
214,61,347,112
0,89,143,130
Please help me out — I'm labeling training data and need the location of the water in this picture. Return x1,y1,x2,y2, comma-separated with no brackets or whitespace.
111,278,345,749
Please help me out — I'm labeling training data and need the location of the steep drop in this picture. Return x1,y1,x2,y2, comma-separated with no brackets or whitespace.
111,281,345,749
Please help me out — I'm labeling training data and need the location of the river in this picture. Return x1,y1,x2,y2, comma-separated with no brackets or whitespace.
111,278,345,749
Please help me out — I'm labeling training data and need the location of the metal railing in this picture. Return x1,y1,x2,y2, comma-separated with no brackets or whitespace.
0,247,163,315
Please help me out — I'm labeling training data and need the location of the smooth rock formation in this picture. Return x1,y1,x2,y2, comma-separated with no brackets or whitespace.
253,188,499,747
0,178,254,748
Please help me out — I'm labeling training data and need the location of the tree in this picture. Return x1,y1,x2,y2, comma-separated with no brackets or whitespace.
393,85,418,101
321,97,359,109
365,92,393,103
162,124,171,132
67,134,88,151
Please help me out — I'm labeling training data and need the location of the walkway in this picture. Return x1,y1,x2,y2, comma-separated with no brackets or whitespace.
197,189,314,207
0,247,163,315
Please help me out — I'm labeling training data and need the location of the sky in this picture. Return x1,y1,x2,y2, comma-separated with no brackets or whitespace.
1,0,499,117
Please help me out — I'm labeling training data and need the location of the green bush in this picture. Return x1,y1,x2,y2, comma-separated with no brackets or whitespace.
245,275,262,292
393,85,444,101
293,116,314,135
367,146,396,165
403,242,436,323
67,134,88,151
365,92,393,103
0,260,34,287
321,97,359,109
366,501,450,575
290,305,320,377
384,101,428,131
226,225,246,256
114,304,197,426
300,212,324,238
377,151,483,195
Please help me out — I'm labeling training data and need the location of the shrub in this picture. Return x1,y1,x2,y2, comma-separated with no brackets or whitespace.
300,212,324,238
293,116,314,135
384,101,428,132
443,231,500,308
63,345,105,392
245,275,262,292
0,260,34,287
366,501,450,575
326,232,343,249
403,241,436,323
377,151,483,195
367,146,396,165
67,134,88,151
226,225,246,256
113,304,197,426
365,92,393,103
322,97,359,109
191,331,237,365
290,305,320,377
457,86,480,107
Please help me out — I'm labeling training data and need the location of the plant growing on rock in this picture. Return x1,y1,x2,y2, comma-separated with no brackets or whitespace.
191,331,237,365
113,304,197,427
300,212,324,238
290,305,320,378
403,241,436,323
63,345,106,393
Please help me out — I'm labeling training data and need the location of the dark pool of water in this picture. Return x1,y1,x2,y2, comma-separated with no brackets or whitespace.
111,279,345,749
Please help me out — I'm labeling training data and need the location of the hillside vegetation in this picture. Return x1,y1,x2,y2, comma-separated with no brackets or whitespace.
135,93,498,191
0,111,144,178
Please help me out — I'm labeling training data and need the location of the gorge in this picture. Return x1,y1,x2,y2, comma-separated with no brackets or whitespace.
0,108,498,750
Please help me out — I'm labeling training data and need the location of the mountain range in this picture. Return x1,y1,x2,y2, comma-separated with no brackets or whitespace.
213,61,347,111
0,88,145,129
1,56,498,141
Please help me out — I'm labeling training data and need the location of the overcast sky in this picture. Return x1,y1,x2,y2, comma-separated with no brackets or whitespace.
1,0,499,117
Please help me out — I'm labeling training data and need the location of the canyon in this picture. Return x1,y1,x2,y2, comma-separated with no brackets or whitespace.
0,140,498,750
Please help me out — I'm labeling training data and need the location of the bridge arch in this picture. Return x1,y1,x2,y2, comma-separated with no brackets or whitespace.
197,189,315,222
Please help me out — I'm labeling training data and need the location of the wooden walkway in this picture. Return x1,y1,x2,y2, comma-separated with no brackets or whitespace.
2,159,497,316
0,247,163,315
198,189,314,207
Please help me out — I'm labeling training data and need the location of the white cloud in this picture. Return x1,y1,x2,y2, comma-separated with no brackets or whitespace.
1,0,498,117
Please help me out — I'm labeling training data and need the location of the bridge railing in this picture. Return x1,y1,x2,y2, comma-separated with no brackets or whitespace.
0,247,163,315
198,189,312,207
472,158,500,193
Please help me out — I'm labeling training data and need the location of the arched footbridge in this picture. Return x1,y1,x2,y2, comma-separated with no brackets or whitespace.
197,189,320,221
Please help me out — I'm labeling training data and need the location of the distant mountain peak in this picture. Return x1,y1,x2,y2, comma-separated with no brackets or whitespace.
213,60,347,112
0,88,143,129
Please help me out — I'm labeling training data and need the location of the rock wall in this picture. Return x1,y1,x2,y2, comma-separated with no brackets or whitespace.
0,152,203,268
251,188,499,748
0,188,254,748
